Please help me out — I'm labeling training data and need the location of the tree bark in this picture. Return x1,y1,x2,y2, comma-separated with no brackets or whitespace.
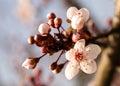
89,0,120,86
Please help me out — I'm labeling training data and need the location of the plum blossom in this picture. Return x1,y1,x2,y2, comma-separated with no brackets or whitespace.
66,7,78,20
71,15,85,30
65,39,101,80
66,7,89,30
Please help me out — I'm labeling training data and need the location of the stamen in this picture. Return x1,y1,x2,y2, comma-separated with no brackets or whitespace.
75,52,83,62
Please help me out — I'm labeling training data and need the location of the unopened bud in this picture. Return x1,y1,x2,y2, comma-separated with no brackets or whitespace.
22,57,40,69
35,41,44,47
50,62,57,70
34,34,42,42
47,12,56,20
54,17,62,28
72,33,81,42
56,64,64,73
48,19,54,27
41,46,48,53
38,23,51,36
52,64,64,74
28,36,35,44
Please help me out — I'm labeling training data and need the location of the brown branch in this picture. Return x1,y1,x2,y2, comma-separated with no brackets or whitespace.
87,27,120,43
89,0,120,86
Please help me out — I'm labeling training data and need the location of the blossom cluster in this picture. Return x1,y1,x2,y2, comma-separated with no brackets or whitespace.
22,6,101,80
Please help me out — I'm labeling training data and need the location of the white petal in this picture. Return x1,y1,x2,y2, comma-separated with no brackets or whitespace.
65,49,77,61
65,61,80,80
66,7,78,20
71,15,85,30
83,44,101,59
78,8,90,22
74,39,85,52
80,59,97,74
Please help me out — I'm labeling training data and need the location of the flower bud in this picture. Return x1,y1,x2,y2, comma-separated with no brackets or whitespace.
48,19,54,27
34,34,42,42
72,33,81,42
47,12,56,20
54,17,62,28
50,62,57,70
38,23,51,36
52,64,64,74
71,15,85,30
22,57,40,69
41,46,48,53
35,41,44,47
28,36,35,44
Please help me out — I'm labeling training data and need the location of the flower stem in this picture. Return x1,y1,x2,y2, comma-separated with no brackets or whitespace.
56,50,64,62
61,26,65,31
38,53,47,59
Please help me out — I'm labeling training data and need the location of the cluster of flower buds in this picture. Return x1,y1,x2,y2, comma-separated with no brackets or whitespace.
22,6,101,80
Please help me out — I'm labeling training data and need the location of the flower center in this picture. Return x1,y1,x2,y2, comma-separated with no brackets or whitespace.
75,52,83,62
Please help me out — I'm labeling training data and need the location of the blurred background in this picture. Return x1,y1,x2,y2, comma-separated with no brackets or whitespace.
0,0,117,86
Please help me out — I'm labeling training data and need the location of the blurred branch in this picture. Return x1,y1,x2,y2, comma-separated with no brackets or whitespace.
89,0,120,86
65,0,82,8
87,27,120,43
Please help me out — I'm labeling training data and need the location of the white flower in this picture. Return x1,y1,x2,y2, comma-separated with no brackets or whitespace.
71,15,85,30
38,23,51,36
77,8,90,22
66,7,89,21
65,39,101,80
66,7,78,20
22,57,39,69
66,7,90,30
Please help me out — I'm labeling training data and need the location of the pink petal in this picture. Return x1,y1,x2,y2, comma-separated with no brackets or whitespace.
65,61,80,80
74,39,85,53
80,59,97,74
83,44,101,59
65,49,76,61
